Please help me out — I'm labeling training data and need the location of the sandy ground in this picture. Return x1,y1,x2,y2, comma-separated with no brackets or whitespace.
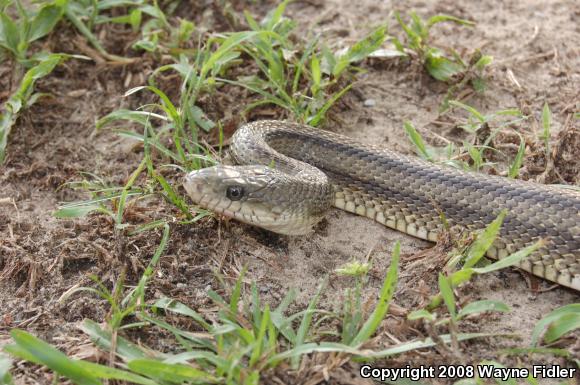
1,0,579,384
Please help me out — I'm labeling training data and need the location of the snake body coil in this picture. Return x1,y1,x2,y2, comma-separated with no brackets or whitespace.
184,121,580,290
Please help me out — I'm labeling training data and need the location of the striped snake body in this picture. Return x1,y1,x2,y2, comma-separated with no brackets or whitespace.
184,121,580,291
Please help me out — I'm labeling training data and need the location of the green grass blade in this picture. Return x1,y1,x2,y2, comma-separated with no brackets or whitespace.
365,333,497,359
463,210,507,269
472,240,542,275
202,31,279,79
27,3,64,42
162,351,227,368
6,330,102,385
543,312,580,343
457,300,510,320
0,354,13,385
309,83,352,126
530,304,580,346
351,242,400,346
115,159,146,226
426,14,475,28
540,102,551,157
507,135,526,179
64,7,132,63
0,54,64,163
291,278,327,368
250,305,270,367
449,100,485,122
153,170,193,219
229,267,247,318
438,273,456,319
53,204,108,218
152,297,211,330
80,319,151,361
127,359,219,383
140,313,214,351
404,121,433,161
269,333,494,364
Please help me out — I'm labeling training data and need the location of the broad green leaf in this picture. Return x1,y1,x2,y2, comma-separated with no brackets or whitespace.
152,297,210,330
530,304,580,346
474,55,493,71
7,330,101,385
543,313,580,343
263,0,290,30
53,205,104,218
333,25,387,76
449,268,474,287
80,319,149,361
425,49,463,81
189,105,215,132
0,13,20,54
457,300,510,319
73,361,156,385
472,240,542,275
1,54,65,163
368,48,408,58
128,359,218,383
28,3,63,42
463,210,506,269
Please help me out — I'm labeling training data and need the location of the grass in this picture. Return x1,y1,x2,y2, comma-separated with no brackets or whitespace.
404,102,529,175
214,0,387,125
52,0,388,228
393,11,476,82
0,0,64,65
3,217,577,383
1,0,579,384
0,237,516,384
391,10,493,109
0,53,67,162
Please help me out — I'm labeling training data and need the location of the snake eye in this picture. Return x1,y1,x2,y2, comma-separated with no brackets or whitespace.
226,185,244,201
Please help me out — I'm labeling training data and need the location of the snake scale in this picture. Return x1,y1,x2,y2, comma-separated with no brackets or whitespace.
184,121,580,291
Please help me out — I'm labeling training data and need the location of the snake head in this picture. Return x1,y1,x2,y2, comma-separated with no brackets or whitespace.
184,165,330,235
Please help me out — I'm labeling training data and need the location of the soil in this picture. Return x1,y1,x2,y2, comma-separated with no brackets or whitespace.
1,0,579,384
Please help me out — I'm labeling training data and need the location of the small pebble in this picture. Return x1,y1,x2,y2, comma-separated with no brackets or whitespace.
363,99,376,107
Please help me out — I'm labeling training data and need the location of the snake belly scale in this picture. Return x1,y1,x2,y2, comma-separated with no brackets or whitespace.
183,121,580,291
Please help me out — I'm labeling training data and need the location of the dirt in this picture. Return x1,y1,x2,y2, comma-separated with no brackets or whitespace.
1,0,579,384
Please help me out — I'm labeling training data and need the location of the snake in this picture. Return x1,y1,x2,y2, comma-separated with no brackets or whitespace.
183,120,580,291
